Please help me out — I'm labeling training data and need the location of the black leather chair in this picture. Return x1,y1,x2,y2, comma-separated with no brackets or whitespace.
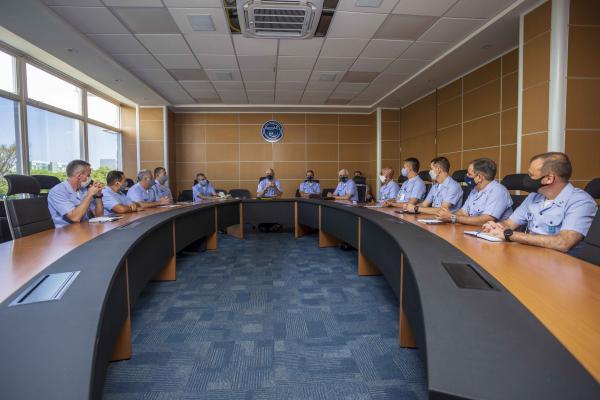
397,175,408,184
177,189,193,202
574,212,600,266
584,178,600,199
32,175,61,196
452,169,471,204
229,189,251,199
353,176,366,185
3,174,55,240
500,174,535,210
321,188,335,198
0,202,10,244
295,189,301,197
124,178,135,193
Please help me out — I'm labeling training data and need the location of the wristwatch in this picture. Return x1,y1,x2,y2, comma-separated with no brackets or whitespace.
450,214,457,224
414,205,419,213
93,193,103,199
503,228,513,242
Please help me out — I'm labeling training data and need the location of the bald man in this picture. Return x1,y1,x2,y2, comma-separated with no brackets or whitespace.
328,169,358,201
378,167,399,202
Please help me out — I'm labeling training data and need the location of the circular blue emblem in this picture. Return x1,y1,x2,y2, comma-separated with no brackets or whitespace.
261,120,284,143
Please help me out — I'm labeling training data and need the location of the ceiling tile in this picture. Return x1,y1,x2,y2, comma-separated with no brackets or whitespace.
195,96,221,103
325,98,351,105
400,41,450,60
245,81,275,91
43,0,103,5
327,11,388,39
277,56,317,70
320,38,369,58
50,6,128,34
276,82,306,91
350,57,393,72
419,17,485,42
237,55,276,70
373,14,438,40
186,34,234,55
392,0,456,16
87,34,148,54
213,81,245,91
136,34,191,54
205,69,242,81
154,53,200,68
168,68,208,80
233,36,278,56
360,39,412,58
337,0,402,14
341,71,379,83
335,82,369,93
302,90,332,99
152,81,194,99
385,58,428,74
305,81,338,91
446,0,517,19
179,80,214,92
168,7,229,34
164,0,222,7
276,70,311,82
113,53,162,68
241,70,275,81
133,68,174,81
196,54,238,69
329,91,356,99
247,91,275,103
112,7,180,34
279,38,324,57
314,57,356,71
103,0,163,6
309,71,343,82
370,72,409,87
218,90,248,103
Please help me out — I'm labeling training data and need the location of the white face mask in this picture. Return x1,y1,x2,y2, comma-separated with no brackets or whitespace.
379,175,386,183
401,168,409,177
81,176,92,188
429,169,437,181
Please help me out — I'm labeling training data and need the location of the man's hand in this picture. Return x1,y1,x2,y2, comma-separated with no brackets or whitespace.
159,196,170,205
87,182,104,197
405,203,416,213
482,221,504,233
485,223,506,240
327,192,334,198
436,208,453,222
130,203,138,212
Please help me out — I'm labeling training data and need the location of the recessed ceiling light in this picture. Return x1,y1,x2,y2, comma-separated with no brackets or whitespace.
355,0,383,7
187,15,215,31
215,72,234,81
319,73,337,82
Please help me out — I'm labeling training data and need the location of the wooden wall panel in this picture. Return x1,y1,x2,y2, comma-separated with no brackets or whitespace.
120,105,137,179
139,107,165,177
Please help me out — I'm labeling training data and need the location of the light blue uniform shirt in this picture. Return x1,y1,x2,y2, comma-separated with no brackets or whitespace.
152,180,173,201
461,180,513,220
102,187,132,216
257,178,283,198
396,175,427,203
47,181,97,227
334,179,358,201
127,182,157,203
508,183,597,237
425,176,463,212
193,182,216,201
378,180,400,201
299,180,321,195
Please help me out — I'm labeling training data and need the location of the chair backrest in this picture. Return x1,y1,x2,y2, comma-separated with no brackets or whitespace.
356,184,367,203
574,212,600,266
258,176,266,182
452,169,467,183
321,188,335,198
295,188,301,197
584,178,600,199
397,175,407,184
177,189,193,202
4,174,41,196
31,175,61,191
3,175,54,240
353,176,366,185
500,174,533,211
418,171,432,182
124,178,135,193
229,189,251,199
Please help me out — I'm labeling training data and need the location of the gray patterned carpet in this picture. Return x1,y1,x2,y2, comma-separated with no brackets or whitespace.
103,233,427,399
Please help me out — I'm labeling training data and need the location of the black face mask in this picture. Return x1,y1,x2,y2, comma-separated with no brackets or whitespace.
339,176,348,183
524,175,547,192
266,174,274,180
306,176,313,181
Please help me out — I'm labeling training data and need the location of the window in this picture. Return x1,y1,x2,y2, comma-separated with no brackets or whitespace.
88,124,120,183
27,105,82,180
87,93,120,128
0,97,20,196
0,50,17,94
26,63,82,115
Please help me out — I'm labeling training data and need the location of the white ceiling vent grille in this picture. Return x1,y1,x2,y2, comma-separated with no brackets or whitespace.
237,0,324,39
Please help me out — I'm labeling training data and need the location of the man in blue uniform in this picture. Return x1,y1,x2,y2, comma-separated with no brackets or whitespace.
192,173,217,201
127,169,171,207
298,169,321,197
257,168,283,198
47,160,104,227
387,157,427,209
378,167,399,202
406,156,463,214
152,167,173,202
482,152,597,253
328,169,358,201
436,158,513,225
102,170,140,215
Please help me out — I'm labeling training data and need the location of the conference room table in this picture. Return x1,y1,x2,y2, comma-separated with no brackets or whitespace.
0,198,598,400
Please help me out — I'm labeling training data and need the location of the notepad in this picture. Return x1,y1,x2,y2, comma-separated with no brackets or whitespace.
158,204,183,208
464,230,504,242
88,216,123,223
417,218,445,224
363,204,383,208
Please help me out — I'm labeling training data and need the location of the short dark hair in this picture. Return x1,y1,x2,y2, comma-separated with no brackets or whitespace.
354,170,363,176
404,157,420,173
154,167,165,178
470,158,497,181
531,152,572,180
66,160,90,177
431,156,450,173
106,170,125,186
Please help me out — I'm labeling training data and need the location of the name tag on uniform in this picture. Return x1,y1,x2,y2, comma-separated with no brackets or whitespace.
398,194,405,201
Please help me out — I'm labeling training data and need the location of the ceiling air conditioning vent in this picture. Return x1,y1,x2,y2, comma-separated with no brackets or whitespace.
237,0,324,39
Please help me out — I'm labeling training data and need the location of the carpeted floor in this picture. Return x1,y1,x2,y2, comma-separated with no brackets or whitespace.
103,233,427,399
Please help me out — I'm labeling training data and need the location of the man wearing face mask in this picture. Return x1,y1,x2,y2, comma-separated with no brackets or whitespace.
192,173,217,201
387,158,426,209
127,169,171,207
152,167,173,202
328,169,358,201
482,152,597,253
299,169,320,198
47,159,105,227
102,170,141,215
257,168,283,198
406,156,463,214
436,158,512,225
378,167,399,202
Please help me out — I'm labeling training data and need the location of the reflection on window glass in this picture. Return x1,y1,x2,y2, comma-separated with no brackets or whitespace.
26,63,82,115
0,50,17,94
0,97,20,196
87,93,120,128
27,105,82,181
88,124,120,183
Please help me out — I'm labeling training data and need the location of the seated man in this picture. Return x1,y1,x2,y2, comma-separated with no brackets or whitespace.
482,152,597,253
127,169,171,207
328,169,358,201
378,167,399,202
102,170,140,215
436,158,513,226
299,169,321,198
406,156,463,214
387,157,426,208
152,167,173,202
192,173,217,201
47,159,104,227
257,168,283,198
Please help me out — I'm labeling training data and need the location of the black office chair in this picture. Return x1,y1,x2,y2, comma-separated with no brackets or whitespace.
229,189,251,199
397,175,407,184
3,174,55,240
177,189,193,202
0,201,10,244
353,176,366,185
258,176,266,182
574,212,600,266
452,169,471,204
500,174,534,210
418,171,432,198
32,175,61,196
584,178,600,199
295,188,301,197
321,188,335,198
124,178,135,193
